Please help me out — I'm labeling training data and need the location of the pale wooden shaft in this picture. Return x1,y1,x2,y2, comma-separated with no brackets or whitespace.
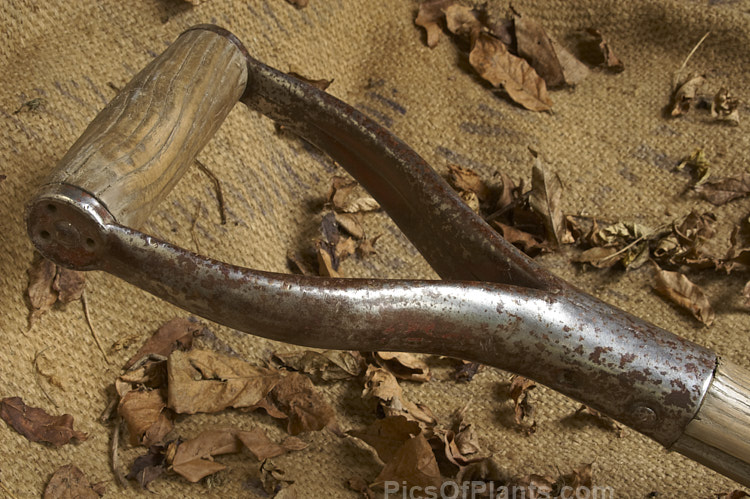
672,358,750,486
45,28,247,228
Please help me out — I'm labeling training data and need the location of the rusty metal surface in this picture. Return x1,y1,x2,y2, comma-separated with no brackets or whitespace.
25,25,720,462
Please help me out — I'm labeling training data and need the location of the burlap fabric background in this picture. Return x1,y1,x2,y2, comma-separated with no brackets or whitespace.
1,0,749,497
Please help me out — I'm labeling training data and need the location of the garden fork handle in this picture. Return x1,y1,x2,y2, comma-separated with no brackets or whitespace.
24,25,750,487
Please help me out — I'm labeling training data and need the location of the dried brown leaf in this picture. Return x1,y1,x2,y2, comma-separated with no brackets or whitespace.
515,16,565,88
712,87,740,126
363,365,437,427
44,464,103,499
167,349,282,414
492,221,547,256
236,428,308,460
447,164,491,201
347,477,376,499
444,4,482,42
171,429,244,482
551,37,591,86
335,212,365,239
573,246,622,268
556,463,593,495
415,0,455,48
336,237,358,261
125,318,204,370
0,397,87,447
460,190,481,213
244,460,296,497
285,0,308,9
287,71,332,91
581,29,624,72
316,243,342,277
357,235,382,258
653,265,715,326
127,443,168,489
572,405,623,437
509,376,536,426
254,372,337,435
27,254,57,326
273,350,365,382
717,492,750,499
453,360,482,382
470,32,553,112
530,160,572,245
696,173,750,206
348,415,421,463
374,352,431,382
670,73,705,117
118,389,173,447
508,473,555,497
327,176,357,208
53,268,85,304
456,456,510,487
340,196,380,213
371,433,442,490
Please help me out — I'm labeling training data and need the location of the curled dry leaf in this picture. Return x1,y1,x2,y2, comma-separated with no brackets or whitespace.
0,397,87,447
348,415,421,463
285,0,308,9
572,405,623,437
374,352,431,382
443,3,483,42
556,463,594,492
244,460,296,497
287,71,332,91
716,492,750,499
125,317,205,369
118,389,173,447
127,443,169,489
470,32,553,112
255,372,337,435
415,0,456,48
26,253,85,327
670,73,705,117
509,376,536,427
27,254,57,326
371,433,442,491
573,246,621,268
653,264,715,326
453,360,482,382
447,164,491,201
273,349,365,382
653,211,717,268
171,428,246,482
696,173,750,206
579,29,624,72
167,349,282,414
492,221,548,256
460,190,481,213
363,365,437,427
335,212,365,239
340,196,380,214
514,16,565,88
677,148,711,187
347,477,376,499
712,87,740,126
530,160,572,246
455,456,509,488
44,464,105,499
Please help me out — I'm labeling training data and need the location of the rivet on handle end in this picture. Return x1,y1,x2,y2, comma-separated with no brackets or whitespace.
26,184,115,270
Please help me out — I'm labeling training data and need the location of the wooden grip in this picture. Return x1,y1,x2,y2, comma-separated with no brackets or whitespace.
42,26,248,228
672,358,750,486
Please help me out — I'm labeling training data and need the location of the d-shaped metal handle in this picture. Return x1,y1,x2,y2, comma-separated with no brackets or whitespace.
25,25,750,487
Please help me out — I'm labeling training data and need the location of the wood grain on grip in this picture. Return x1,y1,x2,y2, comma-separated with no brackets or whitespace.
672,358,750,486
44,27,248,228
